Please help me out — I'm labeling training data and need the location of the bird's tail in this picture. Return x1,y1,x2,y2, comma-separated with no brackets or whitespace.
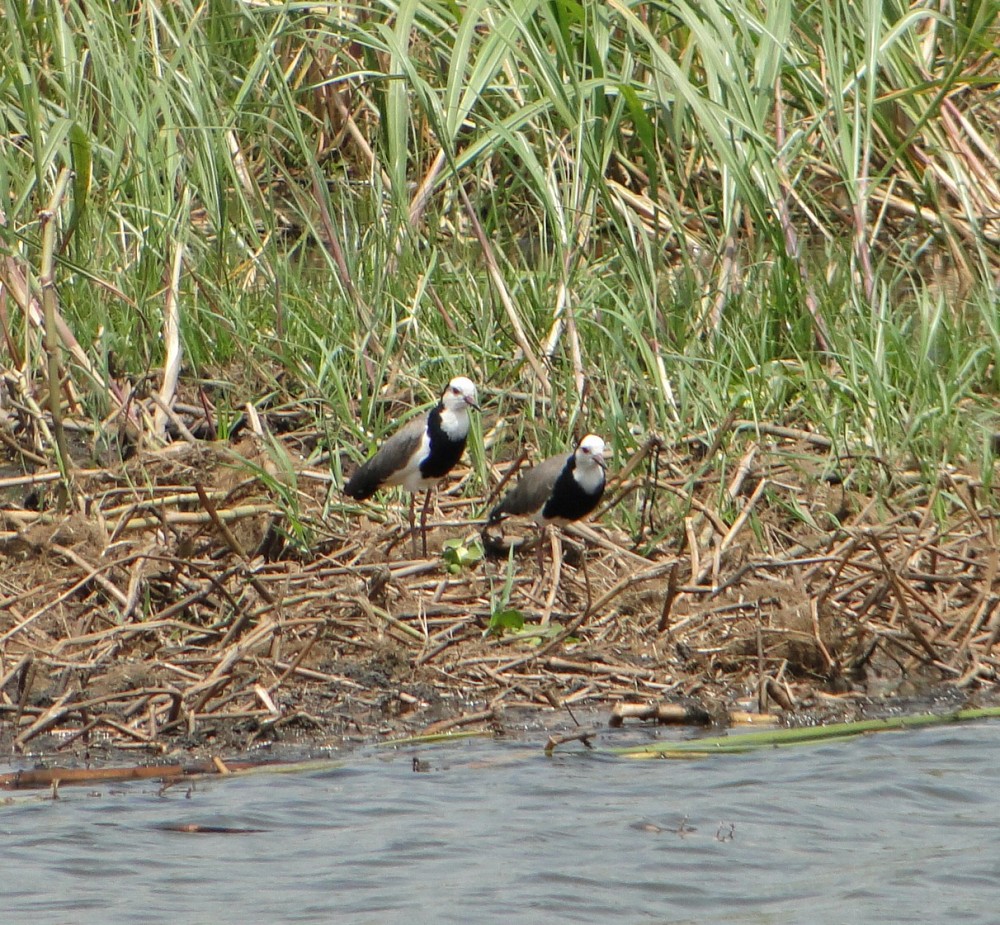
343,466,378,501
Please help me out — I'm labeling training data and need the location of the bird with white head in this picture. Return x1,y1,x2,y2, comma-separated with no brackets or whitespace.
486,434,608,593
345,376,479,555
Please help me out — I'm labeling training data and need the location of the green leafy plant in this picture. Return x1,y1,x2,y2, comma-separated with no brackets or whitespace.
0,0,996,502
486,608,526,637
441,536,485,574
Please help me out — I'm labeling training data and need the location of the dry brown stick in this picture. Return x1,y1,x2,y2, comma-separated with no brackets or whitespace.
267,626,324,694
415,629,474,666
608,702,714,727
151,233,184,442
647,481,729,535
119,542,158,624
0,757,271,791
195,482,275,610
685,516,700,585
369,602,428,643
0,470,71,492
695,477,767,586
149,391,200,445
420,708,496,736
51,554,245,647
140,579,232,629
545,657,656,679
946,485,998,646
482,446,531,512
49,543,128,609
732,421,834,449
539,530,561,625
810,598,837,674
869,628,956,673
61,714,157,751
409,148,445,229
544,728,599,754
11,655,36,733
869,533,943,665
723,443,759,505
0,654,33,700
1,762,186,790
99,485,237,518
8,499,279,535
39,168,75,484
50,716,108,751
656,561,680,634
978,596,1000,654
0,424,50,466
565,523,652,567
960,589,1000,653
267,661,366,688
806,532,862,591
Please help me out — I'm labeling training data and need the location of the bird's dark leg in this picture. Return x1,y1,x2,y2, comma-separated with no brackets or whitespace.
407,493,418,556
535,524,547,577
580,540,592,610
419,489,433,557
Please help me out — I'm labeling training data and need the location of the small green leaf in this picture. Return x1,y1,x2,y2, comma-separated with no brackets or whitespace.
442,537,484,574
487,608,525,636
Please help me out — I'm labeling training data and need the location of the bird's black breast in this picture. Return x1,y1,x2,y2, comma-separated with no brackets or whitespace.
541,457,604,522
419,406,468,479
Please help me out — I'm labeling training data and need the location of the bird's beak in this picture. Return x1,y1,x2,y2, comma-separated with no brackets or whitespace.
466,396,481,411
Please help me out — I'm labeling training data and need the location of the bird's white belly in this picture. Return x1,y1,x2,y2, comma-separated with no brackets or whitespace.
392,430,435,492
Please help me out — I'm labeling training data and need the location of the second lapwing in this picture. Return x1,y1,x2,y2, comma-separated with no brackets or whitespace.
487,433,607,547
345,376,479,555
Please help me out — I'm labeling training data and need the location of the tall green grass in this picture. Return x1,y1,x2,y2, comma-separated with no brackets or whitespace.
0,0,997,507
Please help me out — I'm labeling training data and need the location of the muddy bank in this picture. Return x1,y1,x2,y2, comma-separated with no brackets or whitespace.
2,429,998,761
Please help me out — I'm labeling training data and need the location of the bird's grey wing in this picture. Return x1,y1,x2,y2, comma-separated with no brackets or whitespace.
344,417,426,499
490,454,567,520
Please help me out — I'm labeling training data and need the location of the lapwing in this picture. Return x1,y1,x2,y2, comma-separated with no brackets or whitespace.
486,434,607,589
344,376,479,556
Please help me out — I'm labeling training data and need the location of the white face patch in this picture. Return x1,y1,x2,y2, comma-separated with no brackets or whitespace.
438,377,476,440
438,401,471,441
572,457,605,495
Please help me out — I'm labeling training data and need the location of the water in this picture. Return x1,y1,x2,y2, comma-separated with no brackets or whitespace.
3,721,999,924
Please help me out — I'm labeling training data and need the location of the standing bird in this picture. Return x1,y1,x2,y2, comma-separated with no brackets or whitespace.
344,376,479,556
487,434,607,574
